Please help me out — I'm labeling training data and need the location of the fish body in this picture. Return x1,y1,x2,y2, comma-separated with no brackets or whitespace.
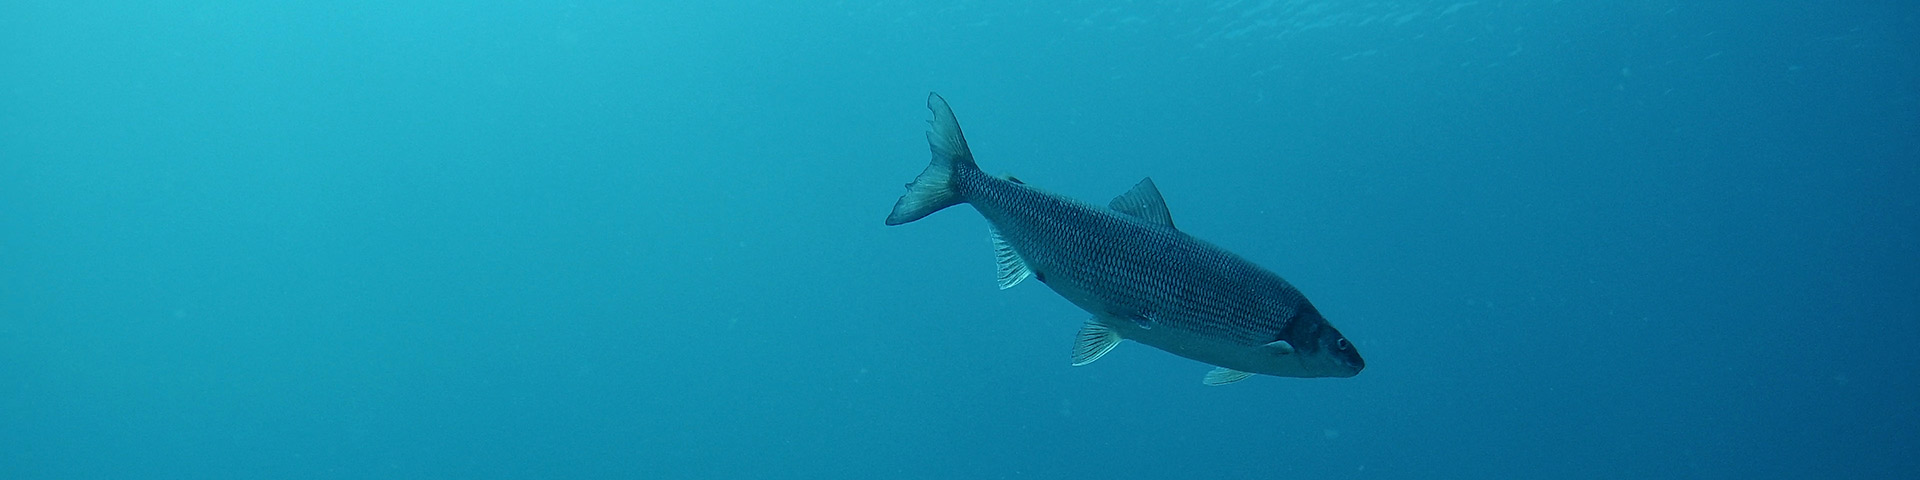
886,93,1363,384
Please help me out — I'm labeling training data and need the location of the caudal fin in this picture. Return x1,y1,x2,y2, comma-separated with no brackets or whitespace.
885,92,979,226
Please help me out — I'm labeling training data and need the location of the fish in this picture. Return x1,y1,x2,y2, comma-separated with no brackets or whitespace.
886,92,1364,385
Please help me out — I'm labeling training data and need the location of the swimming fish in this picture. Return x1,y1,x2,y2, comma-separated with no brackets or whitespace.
886,93,1364,385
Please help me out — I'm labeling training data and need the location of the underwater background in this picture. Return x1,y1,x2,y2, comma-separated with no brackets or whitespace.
3,1,1915,478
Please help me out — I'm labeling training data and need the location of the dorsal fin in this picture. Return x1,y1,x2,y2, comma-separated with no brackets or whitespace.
1108,177,1175,228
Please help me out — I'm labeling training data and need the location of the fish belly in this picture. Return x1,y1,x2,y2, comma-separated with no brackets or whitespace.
1107,318,1262,373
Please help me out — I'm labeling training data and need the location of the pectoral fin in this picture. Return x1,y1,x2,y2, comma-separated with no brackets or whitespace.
1261,340,1295,355
1072,320,1122,366
1202,367,1254,386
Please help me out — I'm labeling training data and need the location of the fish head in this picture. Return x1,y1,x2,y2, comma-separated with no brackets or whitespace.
1307,323,1365,377
1279,311,1365,378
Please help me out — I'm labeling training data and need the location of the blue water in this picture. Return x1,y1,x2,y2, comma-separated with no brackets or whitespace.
3,1,1915,478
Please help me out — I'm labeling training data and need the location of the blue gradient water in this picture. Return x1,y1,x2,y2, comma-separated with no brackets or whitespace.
3,2,1915,479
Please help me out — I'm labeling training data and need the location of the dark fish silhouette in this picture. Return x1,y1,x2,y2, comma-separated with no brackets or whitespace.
886,93,1364,385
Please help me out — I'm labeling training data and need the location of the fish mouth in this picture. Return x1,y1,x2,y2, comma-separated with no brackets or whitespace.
1329,360,1365,378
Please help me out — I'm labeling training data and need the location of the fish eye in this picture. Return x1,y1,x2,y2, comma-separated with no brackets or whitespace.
1335,338,1350,350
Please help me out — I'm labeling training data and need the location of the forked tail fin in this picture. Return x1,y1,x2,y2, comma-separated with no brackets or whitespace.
885,92,980,226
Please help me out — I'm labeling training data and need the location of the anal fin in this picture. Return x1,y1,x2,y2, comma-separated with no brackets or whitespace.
1072,320,1122,366
990,226,1032,289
